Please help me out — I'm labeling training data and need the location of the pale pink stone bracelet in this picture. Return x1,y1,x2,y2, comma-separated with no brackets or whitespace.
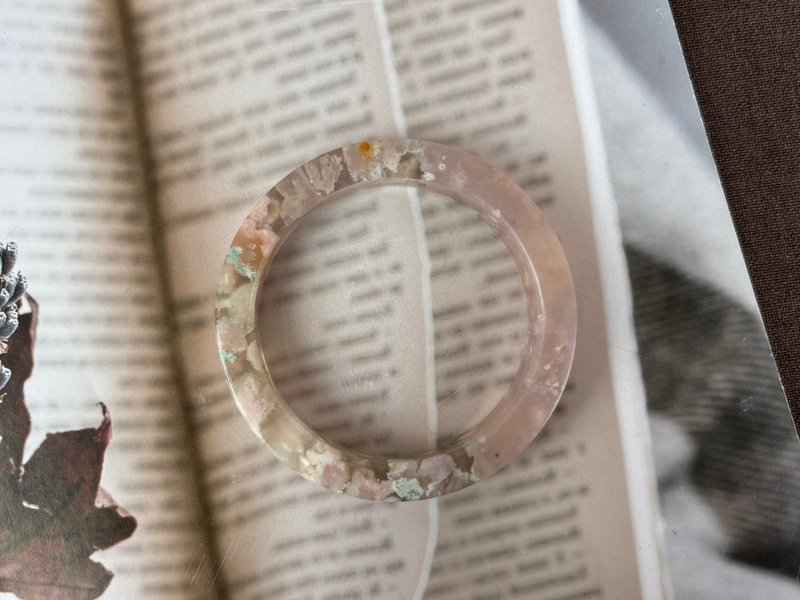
215,140,576,501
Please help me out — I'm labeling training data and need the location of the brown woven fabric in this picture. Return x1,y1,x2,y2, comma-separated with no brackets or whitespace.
667,1,800,434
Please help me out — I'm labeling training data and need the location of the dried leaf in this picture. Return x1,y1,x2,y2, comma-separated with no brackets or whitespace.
0,296,136,599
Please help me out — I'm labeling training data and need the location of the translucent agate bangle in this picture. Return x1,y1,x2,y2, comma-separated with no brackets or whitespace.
215,139,576,501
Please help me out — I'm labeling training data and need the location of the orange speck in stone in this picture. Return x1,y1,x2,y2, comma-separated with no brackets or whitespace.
358,141,373,158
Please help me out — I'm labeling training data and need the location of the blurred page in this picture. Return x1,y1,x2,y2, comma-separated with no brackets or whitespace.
126,1,436,598
384,0,666,597
0,2,214,597
124,0,666,597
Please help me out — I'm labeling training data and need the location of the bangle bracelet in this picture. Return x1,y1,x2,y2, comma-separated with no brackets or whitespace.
215,139,576,501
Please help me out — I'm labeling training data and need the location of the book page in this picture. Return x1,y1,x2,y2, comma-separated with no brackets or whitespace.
0,2,214,598
383,0,668,598
126,1,437,598
127,0,666,598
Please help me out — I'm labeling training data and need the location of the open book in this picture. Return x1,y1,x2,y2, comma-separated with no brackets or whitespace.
0,0,668,598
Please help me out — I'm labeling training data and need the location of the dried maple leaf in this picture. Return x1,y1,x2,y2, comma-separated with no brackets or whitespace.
0,297,136,599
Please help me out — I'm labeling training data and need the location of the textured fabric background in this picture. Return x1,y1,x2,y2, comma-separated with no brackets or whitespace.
666,1,800,433
628,248,800,579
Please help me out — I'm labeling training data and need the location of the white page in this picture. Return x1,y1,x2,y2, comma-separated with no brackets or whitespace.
0,2,214,598
124,0,666,598
383,0,668,597
127,1,436,597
